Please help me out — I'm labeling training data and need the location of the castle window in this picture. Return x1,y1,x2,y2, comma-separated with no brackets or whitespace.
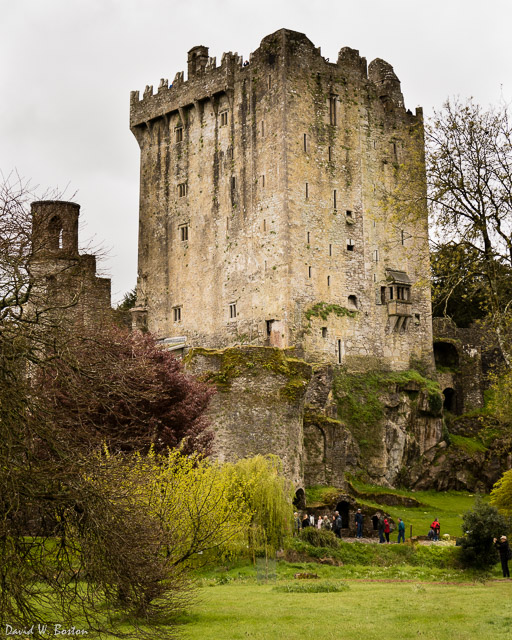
329,244,332,256
308,266,312,278
263,219,266,232
229,302,237,319
303,133,308,152
173,306,182,322
346,210,353,220
401,229,405,245
381,286,386,304
220,110,228,126
261,121,265,137
396,286,410,301
328,146,333,162
322,327,327,339
305,183,309,199
179,224,189,242
337,339,342,364
178,182,188,198
373,249,379,262
231,176,236,190
327,276,331,287
347,239,354,251
268,75,272,90
266,319,274,337
389,286,394,300
333,190,337,210
48,215,63,251
175,126,183,142
261,175,265,188
307,231,310,244
414,313,421,325
348,295,358,309
329,96,337,125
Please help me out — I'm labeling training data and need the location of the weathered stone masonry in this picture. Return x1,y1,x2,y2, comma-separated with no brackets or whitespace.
130,29,433,372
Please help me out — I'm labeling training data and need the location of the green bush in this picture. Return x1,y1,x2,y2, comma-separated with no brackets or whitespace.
274,581,349,593
299,527,339,549
458,498,509,570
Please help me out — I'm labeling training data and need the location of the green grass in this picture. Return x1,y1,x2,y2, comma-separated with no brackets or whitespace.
177,579,512,639
348,479,482,537
450,434,488,453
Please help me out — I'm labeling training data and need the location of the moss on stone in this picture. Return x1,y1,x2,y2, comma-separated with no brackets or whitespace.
187,346,311,398
304,302,357,326
332,369,442,457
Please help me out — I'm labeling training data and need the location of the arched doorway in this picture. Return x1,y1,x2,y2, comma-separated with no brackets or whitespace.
294,488,305,510
433,341,459,369
372,515,379,530
336,501,350,528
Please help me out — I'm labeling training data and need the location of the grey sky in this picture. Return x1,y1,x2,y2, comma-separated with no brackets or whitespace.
1,0,510,303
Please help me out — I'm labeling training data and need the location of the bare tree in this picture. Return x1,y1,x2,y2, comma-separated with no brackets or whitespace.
427,98,512,366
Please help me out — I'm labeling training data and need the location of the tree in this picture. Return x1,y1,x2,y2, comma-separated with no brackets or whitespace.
458,498,509,570
35,324,214,454
427,99,512,365
490,468,512,516
0,177,215,636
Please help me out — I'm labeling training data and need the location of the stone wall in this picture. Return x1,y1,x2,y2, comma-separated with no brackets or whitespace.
131,28,433,371
185,346,443,490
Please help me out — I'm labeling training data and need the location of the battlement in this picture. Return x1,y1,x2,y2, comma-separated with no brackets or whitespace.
130,28,414,131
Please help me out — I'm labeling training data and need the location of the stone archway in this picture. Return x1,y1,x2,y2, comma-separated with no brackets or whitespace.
433,341,459,369
335,500,350,529
293,488,306,510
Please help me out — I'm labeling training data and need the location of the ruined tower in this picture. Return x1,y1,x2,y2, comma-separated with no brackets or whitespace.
130,29,433,371
30,200,111,327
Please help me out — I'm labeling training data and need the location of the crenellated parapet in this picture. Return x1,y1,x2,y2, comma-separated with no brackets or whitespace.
130,28,419,136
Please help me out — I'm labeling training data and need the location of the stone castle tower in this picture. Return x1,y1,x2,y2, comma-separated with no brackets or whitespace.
130,29,433,371
30,200,111,326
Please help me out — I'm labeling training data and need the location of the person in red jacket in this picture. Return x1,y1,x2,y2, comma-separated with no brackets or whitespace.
431,518,440,541
384,518,391,543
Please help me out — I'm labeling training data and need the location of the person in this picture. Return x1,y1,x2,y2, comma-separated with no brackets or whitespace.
397,518,405,543
333,511,342,538
302,513,310,529
355,508,364,539
431,518,440,541
294,512,301,536
317,515,323,530
377,513,385,544
322,515,331,531
494,535,511,578
384,517,390,543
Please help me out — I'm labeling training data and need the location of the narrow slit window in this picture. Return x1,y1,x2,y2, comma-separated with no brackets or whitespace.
229,302,237,319
303,133,307,152
179,224,189,242
307,231,310,244
178,182,188,197
333,190,337,210
308,266,312,278
261,120,265,137
329,96,337,125
373,249,379,262
231,176,236,190
337,339,342,364
322,327,327,339
328,146,332,162
173,306,182,322
220,110,228,126
268,75,272,90
347,239,354,251
327,275,331,287
305,182,309,199
261,175,265,188
329,244,332,256
175,126,183,142
401,229,405,245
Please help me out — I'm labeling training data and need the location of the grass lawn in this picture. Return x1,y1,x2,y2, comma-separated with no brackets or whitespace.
178,579,512,639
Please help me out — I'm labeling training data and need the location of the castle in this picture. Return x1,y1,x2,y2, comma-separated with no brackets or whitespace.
129,29,433,372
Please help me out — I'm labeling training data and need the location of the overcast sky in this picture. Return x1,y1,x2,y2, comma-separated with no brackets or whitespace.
1,0,510,303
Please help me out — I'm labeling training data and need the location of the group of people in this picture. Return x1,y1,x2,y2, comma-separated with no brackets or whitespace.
427,518,441,541
294,511,344,538
294,509,408,542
